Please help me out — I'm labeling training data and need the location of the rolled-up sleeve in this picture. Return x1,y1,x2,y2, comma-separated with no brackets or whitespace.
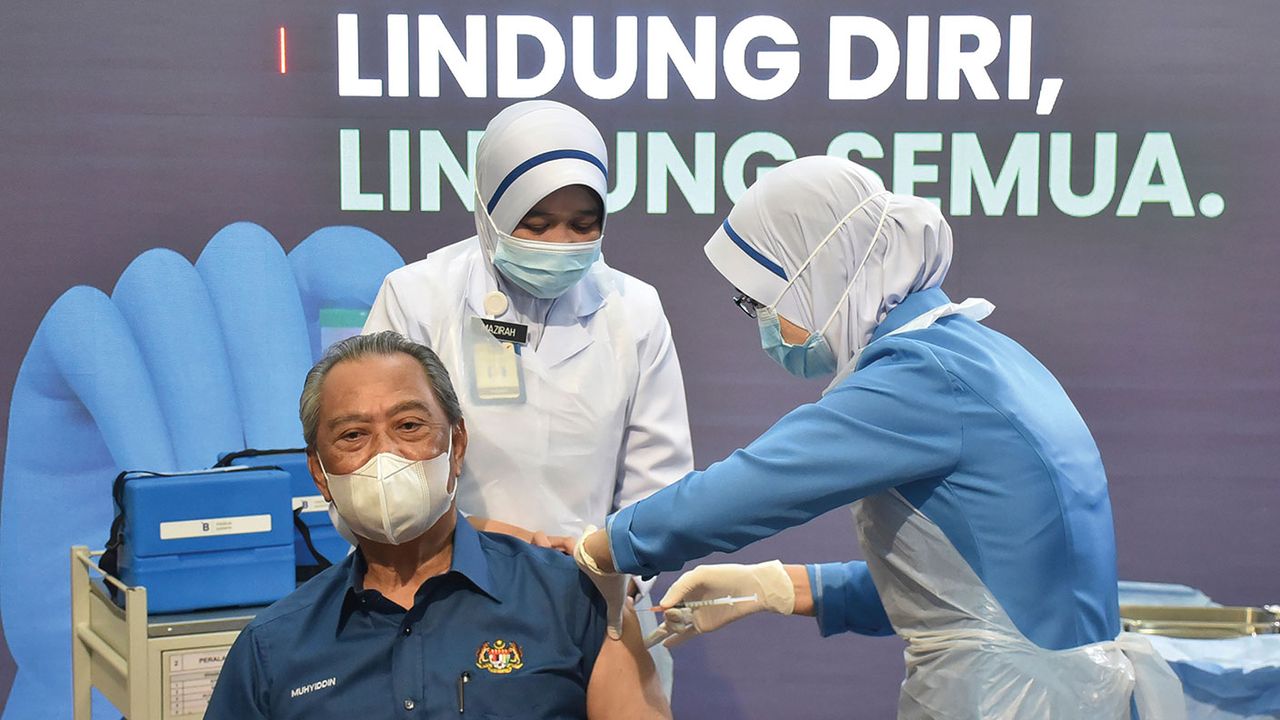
205,625,270,719
808,561,894,637
607,340,962,577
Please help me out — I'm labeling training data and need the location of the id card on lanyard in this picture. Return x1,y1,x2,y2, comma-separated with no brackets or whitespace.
466,316,528,404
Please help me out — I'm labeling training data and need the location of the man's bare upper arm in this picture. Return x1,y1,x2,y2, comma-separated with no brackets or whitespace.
586,600,671,720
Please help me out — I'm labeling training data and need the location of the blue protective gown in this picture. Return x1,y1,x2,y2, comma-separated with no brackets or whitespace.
607,288,1121,651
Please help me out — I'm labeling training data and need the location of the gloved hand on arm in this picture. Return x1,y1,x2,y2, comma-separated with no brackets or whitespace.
575,526,629,639
646,561,813,648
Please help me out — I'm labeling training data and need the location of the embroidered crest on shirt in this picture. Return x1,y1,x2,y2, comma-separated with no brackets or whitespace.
475,639,524,674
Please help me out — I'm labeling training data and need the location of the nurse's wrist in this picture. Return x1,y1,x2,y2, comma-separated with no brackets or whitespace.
583,527,616,573
785,564,815,616
604,506,645,575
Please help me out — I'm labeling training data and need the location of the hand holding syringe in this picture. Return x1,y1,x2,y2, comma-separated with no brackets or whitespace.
642,561,797,648
643,594,761,647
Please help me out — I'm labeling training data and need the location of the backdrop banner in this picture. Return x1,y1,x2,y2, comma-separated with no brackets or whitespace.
1,2,1276,717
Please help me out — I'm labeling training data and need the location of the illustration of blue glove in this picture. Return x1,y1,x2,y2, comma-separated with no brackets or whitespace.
0,222,402,718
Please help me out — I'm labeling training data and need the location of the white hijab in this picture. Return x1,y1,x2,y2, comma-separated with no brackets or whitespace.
704,156,953,384
473,100,610,264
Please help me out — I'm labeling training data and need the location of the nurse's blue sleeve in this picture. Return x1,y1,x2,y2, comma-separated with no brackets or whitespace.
205,626,270,719
807,562,894,637
607,341,962,576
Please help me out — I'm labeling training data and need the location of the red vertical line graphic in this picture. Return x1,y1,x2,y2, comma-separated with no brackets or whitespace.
279,26,287,74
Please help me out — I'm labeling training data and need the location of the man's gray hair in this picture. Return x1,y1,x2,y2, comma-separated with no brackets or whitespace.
299,330,462,448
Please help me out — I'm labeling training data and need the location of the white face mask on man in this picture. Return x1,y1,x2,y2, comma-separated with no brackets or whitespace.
320,436,455,546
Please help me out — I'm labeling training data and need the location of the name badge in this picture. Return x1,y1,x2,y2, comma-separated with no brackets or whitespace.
480,318,528,345
473,341,523,401
465,316,526,405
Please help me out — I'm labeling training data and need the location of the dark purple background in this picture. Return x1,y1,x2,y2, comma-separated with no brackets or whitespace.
2,1,1277,717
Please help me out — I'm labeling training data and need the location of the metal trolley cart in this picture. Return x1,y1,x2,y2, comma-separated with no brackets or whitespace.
70,546,265,719
1121,604,1280,638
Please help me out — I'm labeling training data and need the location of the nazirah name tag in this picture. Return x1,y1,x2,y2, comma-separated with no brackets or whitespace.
480,319,528,345
472,341,522,401
466,316,526,404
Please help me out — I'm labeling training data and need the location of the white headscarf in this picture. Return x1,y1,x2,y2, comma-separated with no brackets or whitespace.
704,156,953,382
473,100,610,264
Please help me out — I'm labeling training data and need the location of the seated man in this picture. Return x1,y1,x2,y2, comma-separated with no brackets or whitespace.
207,331,669,719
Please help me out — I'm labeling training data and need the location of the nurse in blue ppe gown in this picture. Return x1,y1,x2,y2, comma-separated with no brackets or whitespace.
573,157,1186,719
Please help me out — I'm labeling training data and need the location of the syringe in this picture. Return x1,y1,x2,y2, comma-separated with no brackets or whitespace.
650,594,758,611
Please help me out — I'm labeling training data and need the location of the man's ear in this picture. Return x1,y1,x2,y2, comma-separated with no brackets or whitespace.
307,448,332,502
449,418,468,490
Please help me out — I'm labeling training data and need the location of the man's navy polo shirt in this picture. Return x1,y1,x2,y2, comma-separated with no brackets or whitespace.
206,514,606,719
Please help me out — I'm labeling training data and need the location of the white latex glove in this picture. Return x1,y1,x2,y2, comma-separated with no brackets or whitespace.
647,561,795,648
574,525,628,640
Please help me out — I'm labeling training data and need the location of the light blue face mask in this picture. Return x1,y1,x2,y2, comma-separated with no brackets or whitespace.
757,305,838,378
753,191,892,379
492,233,602,299
479,185,604,299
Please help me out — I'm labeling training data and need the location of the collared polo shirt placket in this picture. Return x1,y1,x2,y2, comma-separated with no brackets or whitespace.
343,563,466,712
341,525,502,716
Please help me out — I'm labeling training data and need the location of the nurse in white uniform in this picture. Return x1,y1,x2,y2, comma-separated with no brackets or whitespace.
363,100,692,687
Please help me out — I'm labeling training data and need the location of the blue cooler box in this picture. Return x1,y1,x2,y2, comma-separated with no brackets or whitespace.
116,467,295,613
216,449,351,567
270,452,352,566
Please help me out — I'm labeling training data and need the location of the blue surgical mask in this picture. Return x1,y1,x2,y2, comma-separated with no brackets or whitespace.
479,188,603,299
757,306,838,378
492,234,602,299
